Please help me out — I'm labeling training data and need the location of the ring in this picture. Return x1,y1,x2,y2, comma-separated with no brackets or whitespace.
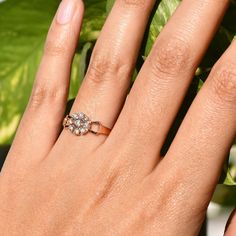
63,112,111,136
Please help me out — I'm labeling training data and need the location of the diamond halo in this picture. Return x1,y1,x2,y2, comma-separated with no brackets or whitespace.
65,112,92,136
63,111,111,136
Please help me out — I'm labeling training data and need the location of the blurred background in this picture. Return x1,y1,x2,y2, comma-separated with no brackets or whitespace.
0,0,236,235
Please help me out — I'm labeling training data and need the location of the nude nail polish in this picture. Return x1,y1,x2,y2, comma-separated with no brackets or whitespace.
57,0,75,25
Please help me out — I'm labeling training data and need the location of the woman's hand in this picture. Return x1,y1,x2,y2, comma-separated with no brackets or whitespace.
0,0,235,235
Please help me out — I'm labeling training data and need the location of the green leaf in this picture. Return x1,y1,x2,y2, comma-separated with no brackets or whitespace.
212,184,236,206
144,0,181,56
219,157,236,185
0,0,106,144
78,42,93,81
81,0,107,43
106,0,115,13
223,170,236,185
0,0,59,144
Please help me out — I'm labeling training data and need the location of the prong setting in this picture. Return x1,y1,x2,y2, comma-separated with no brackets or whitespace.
64,112,92,136
63,112,111,136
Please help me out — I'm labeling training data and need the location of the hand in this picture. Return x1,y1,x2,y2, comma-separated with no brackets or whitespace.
1,0,235,235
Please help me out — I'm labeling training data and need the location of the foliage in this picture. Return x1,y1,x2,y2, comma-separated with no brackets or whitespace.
0,0,106,144
0,0,235,185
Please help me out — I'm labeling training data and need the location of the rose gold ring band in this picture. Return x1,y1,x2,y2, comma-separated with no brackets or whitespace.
63,112,111,136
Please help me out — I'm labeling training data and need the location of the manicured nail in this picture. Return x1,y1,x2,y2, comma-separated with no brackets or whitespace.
57,0,75,25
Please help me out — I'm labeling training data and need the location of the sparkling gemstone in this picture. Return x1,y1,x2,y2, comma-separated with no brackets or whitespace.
74,129,80,136
75,120,81,126
71,114,79,119
80,128,87,135
83,122,90,129
78,112,85,119
69,112,91,135
83,116,89,121
63,118,67,126
68,125,74,132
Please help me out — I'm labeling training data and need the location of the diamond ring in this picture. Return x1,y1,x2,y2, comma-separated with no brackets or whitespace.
63,112,111,136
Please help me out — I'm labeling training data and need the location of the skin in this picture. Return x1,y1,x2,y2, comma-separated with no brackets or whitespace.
0,0,235,235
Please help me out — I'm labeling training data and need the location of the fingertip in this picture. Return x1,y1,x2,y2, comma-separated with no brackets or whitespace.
56,0,84,25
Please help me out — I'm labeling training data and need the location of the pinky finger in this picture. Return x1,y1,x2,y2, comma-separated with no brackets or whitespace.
4,0,84,169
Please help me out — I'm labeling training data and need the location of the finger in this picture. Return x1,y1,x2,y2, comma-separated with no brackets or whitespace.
106,0,229,173
5,0,84,167
225,208,236,236
56,0,155,153
151,40,236,228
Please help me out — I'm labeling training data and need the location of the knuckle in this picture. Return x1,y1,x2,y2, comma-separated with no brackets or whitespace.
44,38,68,57
86,52,131,85
140,169,209,225
149,37,190,77
122,0,145,7
29,84,66,109
92,170,120,206
211,63,236,104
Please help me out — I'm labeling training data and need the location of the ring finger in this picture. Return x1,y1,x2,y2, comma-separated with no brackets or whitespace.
56,0,156,155
105,0,229,175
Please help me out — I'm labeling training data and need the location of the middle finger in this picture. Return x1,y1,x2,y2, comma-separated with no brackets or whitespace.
106,0,229,175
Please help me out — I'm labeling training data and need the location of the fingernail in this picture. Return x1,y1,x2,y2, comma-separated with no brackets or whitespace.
57,0,75,25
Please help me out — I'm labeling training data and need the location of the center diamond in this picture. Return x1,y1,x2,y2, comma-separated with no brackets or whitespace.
71,112,91,136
